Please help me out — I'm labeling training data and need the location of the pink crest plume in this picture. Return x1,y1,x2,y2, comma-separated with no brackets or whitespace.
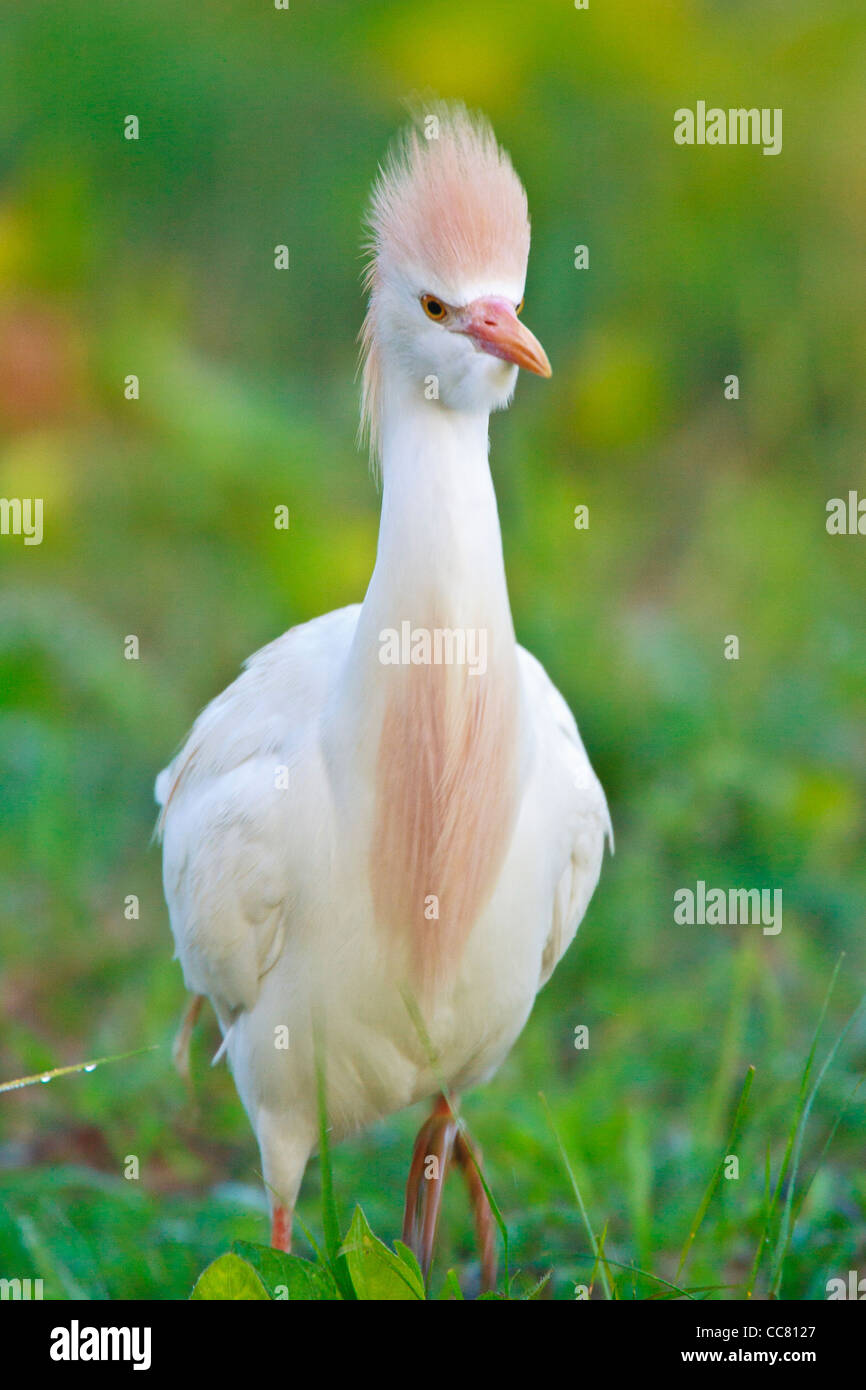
360,102,531,461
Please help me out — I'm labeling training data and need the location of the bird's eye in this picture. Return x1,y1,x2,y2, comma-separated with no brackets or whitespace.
421,294,447,321
516,297,525,316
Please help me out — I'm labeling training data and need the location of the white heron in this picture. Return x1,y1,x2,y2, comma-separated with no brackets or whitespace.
156,103,610,1290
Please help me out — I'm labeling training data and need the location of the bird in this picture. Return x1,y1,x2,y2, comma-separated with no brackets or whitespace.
156,102,610,1291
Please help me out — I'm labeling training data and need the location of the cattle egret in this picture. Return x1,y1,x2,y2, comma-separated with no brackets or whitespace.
156,103,610,1291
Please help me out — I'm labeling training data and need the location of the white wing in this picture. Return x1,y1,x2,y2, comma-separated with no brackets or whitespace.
517,646,612,988
155,605,360,1027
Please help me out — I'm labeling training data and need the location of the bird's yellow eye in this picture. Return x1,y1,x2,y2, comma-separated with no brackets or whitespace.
516,297,525,316
421,294,447,321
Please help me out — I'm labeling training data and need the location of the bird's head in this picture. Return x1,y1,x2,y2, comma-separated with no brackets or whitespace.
360,103,550,461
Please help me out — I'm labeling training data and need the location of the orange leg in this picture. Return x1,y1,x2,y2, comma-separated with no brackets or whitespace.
270,1202,292,1253
402,1094,458,1281
402,1094,497,1293
454,1129,497,1293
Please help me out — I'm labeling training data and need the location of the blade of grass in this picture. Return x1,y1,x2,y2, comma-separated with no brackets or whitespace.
677,1064,755,1280
571,1248,699,1300
523,1270,552,1300
744,955,843,1298
791,1069,866,1228
769,988,866,1297
748,1139,773,1297
399,987,453,1105
0,1046,160,1095
540,1091,613,1300
705,942,755,1139
8,1207,89,1300
588,1220,612,1298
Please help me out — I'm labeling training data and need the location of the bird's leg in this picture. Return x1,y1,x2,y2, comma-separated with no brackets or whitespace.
402,1093,458,1282
172,993,204,1091
453,1128,497,1293
270,1201,292,1253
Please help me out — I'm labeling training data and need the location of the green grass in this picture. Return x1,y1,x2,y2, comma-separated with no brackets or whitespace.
1,953,863,1299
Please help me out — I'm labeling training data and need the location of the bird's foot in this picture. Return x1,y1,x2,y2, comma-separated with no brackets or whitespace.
402,1094,497,1294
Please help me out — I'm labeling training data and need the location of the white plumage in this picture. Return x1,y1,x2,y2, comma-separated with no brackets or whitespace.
157,103,610,1277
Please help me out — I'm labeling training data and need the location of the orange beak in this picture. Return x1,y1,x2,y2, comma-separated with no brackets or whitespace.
459,297,552,378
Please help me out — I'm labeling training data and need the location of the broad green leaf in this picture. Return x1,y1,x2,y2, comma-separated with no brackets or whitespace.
339,1207,424,1300
231,1240,340,1300
190,1252,270,1301
392,1240,426,1292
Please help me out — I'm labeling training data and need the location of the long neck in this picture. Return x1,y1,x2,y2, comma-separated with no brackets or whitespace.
352,381,516,689
329,379,525,995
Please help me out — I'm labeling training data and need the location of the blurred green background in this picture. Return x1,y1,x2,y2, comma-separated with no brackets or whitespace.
1,0,864,1299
